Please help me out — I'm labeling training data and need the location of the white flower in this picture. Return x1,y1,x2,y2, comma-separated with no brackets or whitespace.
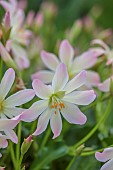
21,63,96,139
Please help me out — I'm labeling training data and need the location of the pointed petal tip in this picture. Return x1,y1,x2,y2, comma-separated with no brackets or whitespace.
52,132,60,139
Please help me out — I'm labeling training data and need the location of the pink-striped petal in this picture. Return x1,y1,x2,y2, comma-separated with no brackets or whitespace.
52,63,68,92
98,78,110,92
4,130,18,144
0,115,20,130
86,70,100,86
95,148,113,162
21,100,48,122
33,109,51,136
31,70,54,83
50,109,62,139
41,50,59,71
4,89,35,107
0,68,15,100
61,102,87,124
32,79,52,99
72,49,103,73
64,70,86,94
59,39,74,66
63,90,96,105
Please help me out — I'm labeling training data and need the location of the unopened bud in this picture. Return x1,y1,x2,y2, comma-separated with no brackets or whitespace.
21,135,33,156
3,12,11,31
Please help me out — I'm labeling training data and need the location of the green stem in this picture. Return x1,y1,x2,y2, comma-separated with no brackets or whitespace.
40,128,51,149
81,144,113,156
66,156,77,170
74,98,112,149
19,154,24,168
9,141,16,169
16,122,22,170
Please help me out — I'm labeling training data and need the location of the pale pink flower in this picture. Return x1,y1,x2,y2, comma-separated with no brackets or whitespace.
95,147,113,170
0,68,35,119
91,39,113,65
32,39,104,88
22,63,96,139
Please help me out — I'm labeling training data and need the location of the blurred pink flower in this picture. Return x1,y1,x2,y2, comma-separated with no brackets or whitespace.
0,2,32,70
95,147,113,170
91,39,113,65
22,63,96,139
32,39,104,88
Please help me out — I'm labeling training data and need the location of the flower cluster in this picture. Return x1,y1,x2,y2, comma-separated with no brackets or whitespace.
0,0,113,170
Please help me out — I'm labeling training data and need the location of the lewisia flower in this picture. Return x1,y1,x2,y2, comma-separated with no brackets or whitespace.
91,39,113,65
95,147,113,170
21,63,96,139
0,1,32,70
31,39,104,88
0,68,35,119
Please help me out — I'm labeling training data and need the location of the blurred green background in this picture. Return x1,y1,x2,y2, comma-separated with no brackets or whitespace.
26,0,113,29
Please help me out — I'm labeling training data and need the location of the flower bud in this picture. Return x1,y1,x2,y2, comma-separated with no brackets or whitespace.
21,135,33,156
3,11,11,31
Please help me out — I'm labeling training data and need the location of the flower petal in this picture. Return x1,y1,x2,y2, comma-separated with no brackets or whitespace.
59,39,74,66
0,1,12,12
21,100,48,122
95,148,113,162
4,130,18,144
0,135,8,148
98,78,110,92
32,79,52,99
63,90,96,105
12,44,30,70
50,109,62,139
71,49,103,73
31,70,54,84
100,159,113,170
0,68,15,100
0,115,20,130
3,107,25,118
86,70,100,86
41,50,59,71
64,70,86,94
33,109,51,136
91,39,109,51
4,89,35,107
61,102,87,124
52,63,68,92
